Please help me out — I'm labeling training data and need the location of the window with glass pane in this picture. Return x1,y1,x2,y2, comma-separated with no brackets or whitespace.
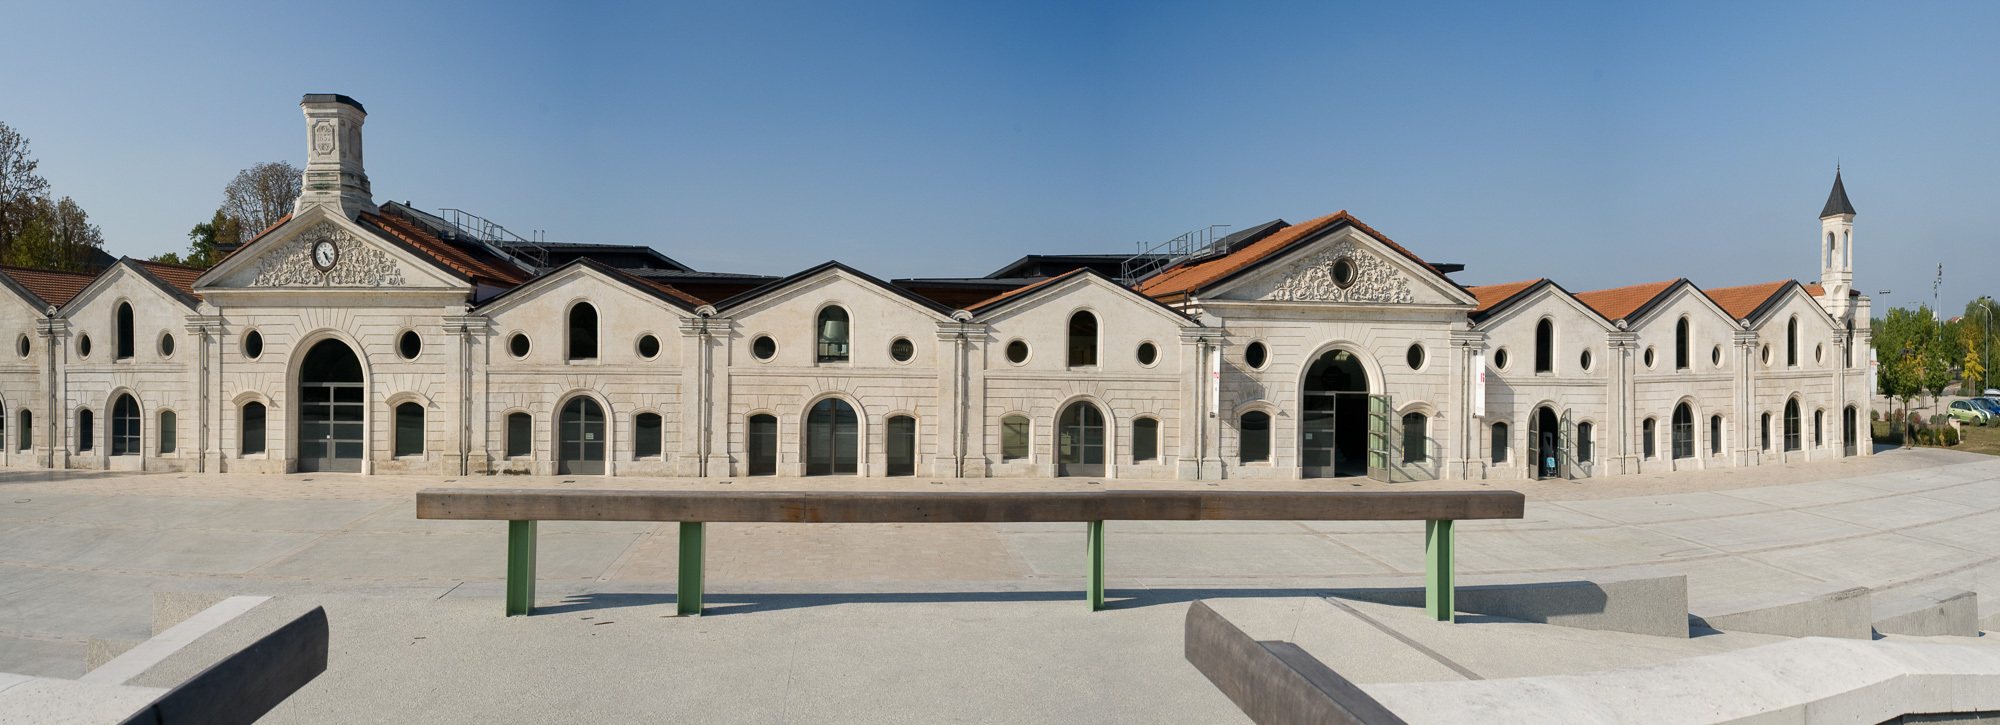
1239,411,1270,463
1535,319,1553,373
635,413,662,458
1761,413,1771,450
1784,400,1801,451
1813,410,1823,447
241,402,266,455
1001,415,1029,459
506,413,532,457
1671,404,1694,460
78,409,94,451
1576,422,1593,462
816,306,850,363
116,303,135,360
1642,418,1656,458
17,409,30,451
394,402,425,456
1132,417,1158,462
1401,413,1427,463
1068,311,1098,366
111,395,140,455
569,303,599,360
1710,415,1722,455
1491,422,1508,463
159,410,176,454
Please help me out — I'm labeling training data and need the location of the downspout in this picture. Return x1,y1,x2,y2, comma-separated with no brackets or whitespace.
196,322,208,473
43,308,57,469
955,328,967,478
459,313,472,477
697,312,712,478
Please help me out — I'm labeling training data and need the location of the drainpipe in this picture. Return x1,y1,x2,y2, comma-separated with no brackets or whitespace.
43,308,57,469
696,312,712,478
955,328,967,478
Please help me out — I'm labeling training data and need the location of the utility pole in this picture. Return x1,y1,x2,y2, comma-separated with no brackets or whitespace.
1933,264,1942,319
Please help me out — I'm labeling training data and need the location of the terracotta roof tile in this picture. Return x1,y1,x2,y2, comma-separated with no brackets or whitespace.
966,268,1086,313
1703,281,1790,320
1803,283,1825,297
361,212,530,287
1574,279,1679,322
135,260,205,299
0,265,98,308
1467,279,1543,314
1136,211,1457,300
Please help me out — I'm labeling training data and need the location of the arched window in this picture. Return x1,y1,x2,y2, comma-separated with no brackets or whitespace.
568,303,599,361
816,306,850,363
747,414,777,475
77,409,94,452
1760,412,1772,451
886,415,916,476
506,412,533,457
116,302,135,360
1000,415,1029,460
1813,410,1824,448
1401,413,1428,463
111,395,140,456
1491,422,1509,464
241,402,266,455
1239,411,1270,463
1132,417,1158,462
1783,399,1801,451
17,409,29,451
394,402,425,456
1576,422,1594,463
634,412,663,459
1675,317,1690,370
1709,415,1722,456
1534,319,1554,373
1786,316,1799,367
1642,418,1657,458
159,410,176,454
1671,404,1694,459
1068,311,1098,367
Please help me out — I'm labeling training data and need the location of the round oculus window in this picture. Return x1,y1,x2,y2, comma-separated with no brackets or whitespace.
638,334,660,359
398,330,421,360
243,330,263,359
1005,340,1029,364
160,333,175,358
752,335,776,361
1643,346,1656,368
1244,341,1268,370
1815,343,1824,363
889,337,913,362
78,334,92,358
508,333,531,358
1136,341,1158,366
1331,258,1357,288
1580,349,1593,371
1406,343,1426,370
1761,344,1771,365
1493,348,1509,370
17,334,29,357
1712,345,1723,366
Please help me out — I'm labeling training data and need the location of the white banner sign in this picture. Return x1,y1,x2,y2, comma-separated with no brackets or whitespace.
1209,348,1221,416
1473,350,1487,418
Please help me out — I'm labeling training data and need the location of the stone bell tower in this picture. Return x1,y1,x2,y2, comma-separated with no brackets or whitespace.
1819,169,1856,317
294,94,377,219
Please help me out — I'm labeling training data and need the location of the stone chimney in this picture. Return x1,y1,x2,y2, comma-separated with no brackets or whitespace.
294,94,377,219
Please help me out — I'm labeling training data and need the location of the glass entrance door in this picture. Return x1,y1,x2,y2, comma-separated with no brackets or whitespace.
297,339,365,473
1057,402,1104,477
558,397,606,475
805,398,858,475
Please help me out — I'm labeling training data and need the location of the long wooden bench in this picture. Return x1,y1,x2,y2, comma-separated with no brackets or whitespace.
414,489,1525,620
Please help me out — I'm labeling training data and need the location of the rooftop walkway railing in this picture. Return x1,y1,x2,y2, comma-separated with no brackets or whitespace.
414,489,1525,619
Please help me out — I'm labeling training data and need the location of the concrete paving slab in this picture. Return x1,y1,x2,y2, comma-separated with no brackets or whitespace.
1750,533,1990,589
1913,480,2000,509
1199,596,1469,685
51,496,394,531
1642,510,1875,553
1657,556,1831,604
1804,494,1984,530
1011,532,1392,577
1553,491,1776,524
0,524,318,574
0,636,83,679
1843,470,1981,493
0,493,102,521
612,522,1028,583
1716,480,1885,508
1339,526,1721,574
255,531,638,580
1898,510,2000,552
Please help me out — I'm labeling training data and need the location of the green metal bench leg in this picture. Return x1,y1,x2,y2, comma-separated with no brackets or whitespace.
678,521,705,616
1425,519,1454,623
1086,520,1105,611
506,520,538,616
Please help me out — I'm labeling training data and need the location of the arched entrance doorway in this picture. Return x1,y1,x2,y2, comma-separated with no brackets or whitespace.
1527,406,1563,480
1056,401,1105,476
558,397,606,475
298,339,364,472
1302,349,1369,478
805,398,858,475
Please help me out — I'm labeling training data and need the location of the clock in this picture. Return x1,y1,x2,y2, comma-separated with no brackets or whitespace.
311,240,339,272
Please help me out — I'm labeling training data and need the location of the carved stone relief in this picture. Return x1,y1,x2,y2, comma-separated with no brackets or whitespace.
1262,240,1413,304
249,223,406,288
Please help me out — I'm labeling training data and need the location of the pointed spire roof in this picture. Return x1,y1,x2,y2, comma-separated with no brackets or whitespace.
1820,170,1856,218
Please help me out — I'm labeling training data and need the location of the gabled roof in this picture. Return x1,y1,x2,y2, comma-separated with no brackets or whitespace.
1703,280,1791,321
965,267,1195,323
474,257,702,313
54,258,203,314
1821,171,1856,218
362,206,530,287
0,265,97,309
134,260,205,300
1574,279,1681,323
712,260,955,318
1466,279,1544,315
965,268,1087,314
1135,211,1465,300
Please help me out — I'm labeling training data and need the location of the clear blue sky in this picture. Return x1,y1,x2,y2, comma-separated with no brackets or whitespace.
4,1,1996,312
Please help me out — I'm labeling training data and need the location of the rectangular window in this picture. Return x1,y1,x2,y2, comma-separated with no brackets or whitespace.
394,403,425,457
1132,418,1158,462
1401,413,1428,463
159,411,176,454
1813,411,1823,448
1491,423,1508,464
242,403,266,455
1710,416,1722,456
635,413,663,459
18,409,30,451
78,410,94,452
1001,416,1029,460
1239,412,1270,463
1576,422,1593,463
506,413,532,457
1761,413,1771,451
1642,418,1656,459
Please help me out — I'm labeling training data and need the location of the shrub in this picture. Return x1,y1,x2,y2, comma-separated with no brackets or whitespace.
1944,426,1961,447
1871,409,1881,421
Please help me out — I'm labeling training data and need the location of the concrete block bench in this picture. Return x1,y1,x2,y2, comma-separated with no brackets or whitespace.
414,488,1525,618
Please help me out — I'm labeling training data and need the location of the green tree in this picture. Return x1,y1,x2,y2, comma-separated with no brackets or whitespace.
1,195,104,272
220,161,300,236
1874,306,1937,429
1967,298,1999,394
151,210,240,267
0,121,54,263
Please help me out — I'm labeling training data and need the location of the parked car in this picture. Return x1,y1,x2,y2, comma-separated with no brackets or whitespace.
1948,399,1992,426
1973,398,2000,418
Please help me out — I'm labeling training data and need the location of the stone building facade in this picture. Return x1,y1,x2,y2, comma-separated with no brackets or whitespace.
0,95,1875,481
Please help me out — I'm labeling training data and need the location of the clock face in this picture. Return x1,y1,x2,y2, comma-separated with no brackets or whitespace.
311,241,338,271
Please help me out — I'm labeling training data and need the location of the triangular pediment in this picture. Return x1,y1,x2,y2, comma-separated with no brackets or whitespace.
1206,226,1475,306
195,208,467,292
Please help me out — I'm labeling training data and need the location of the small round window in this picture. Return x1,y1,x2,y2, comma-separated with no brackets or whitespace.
78,334,93,358
508,333,531,358
18,334,30,357
752,335,776,361
1579,349,1592,371
160,332,175,358
1005,339,1030,364
1493,348,1509,370
1711,345,1722,366
1760,344,1771,365
1136,341,1158,366
1244,341,1268,369
1815,343,1824,363
1643,346,1656,368
1406,343,1426,370
243,330,263,359
889,337,914,363
638,334,661,359
1332,258,1357,288
398,330,421,360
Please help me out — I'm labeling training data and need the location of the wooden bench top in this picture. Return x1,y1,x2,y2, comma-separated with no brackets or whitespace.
415,489,1525,523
